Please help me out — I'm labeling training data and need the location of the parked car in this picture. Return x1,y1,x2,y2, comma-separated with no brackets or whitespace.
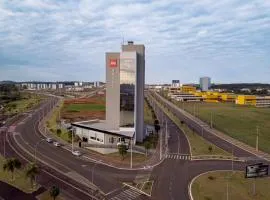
46,138,53,143
53,141,61,147
72,150,82,156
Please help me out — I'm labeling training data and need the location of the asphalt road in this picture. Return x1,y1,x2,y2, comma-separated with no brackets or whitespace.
4,98,152,200
2,93,267,200
146,92,265,200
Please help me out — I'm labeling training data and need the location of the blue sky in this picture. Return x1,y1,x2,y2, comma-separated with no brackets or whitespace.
0,0,269,84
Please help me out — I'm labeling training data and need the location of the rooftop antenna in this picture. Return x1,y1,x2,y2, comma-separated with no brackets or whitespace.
121,36,125,45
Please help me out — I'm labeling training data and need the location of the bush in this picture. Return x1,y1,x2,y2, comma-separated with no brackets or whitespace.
208,176,216,180
56,129,61,136
74,135,80,142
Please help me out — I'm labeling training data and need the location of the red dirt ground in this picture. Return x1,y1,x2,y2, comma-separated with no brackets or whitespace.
62,94,105,122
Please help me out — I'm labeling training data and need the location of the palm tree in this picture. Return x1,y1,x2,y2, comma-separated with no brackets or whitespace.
25,163,39,189
50,185,60,200
3,158,22,180
144,141,151,157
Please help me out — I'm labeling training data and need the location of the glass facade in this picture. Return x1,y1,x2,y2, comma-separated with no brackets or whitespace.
120,58,136,127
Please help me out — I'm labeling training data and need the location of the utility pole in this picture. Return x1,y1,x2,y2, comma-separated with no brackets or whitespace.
160,130,162,160
210,112,213,128
130,137,133,169
231,145,234,173
256,126,259,151
72,128,74,152
226,177,229,200
253,178,256,197
201,126,204,137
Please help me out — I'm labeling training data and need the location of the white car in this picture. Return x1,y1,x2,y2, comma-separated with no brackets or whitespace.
53,141,61,147
72,150,82,156
46,138,53,143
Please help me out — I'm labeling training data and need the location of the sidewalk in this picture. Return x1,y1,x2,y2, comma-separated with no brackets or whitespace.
38,99,165,170
154,91,270,162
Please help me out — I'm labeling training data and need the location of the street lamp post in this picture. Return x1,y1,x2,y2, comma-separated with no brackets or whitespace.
72,128,74,152
256,126,259,151
160,129,162,160
210,112,213,128
130,137,133,169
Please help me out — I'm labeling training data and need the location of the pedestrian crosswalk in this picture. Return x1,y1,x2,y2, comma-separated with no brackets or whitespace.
110,188,142,200
166,154,191,160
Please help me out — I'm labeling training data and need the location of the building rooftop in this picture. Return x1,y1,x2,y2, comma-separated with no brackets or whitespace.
71,120,135,138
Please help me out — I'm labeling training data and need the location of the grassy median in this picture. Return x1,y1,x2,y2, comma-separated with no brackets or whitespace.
151,96,230,156
46,101,71,143
192,171,270,200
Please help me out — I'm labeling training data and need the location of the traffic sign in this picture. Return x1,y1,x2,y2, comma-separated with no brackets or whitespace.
246,163,269,178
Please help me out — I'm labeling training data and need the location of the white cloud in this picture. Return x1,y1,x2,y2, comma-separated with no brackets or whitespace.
0,0,269,83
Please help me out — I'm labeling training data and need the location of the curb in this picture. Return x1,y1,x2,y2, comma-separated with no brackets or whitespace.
5,125,102,200
154,92,270,163
38,98,166,171
188,170,243,200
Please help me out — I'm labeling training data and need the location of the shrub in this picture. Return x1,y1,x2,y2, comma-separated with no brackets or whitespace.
56,129,61,136
208,176,216,180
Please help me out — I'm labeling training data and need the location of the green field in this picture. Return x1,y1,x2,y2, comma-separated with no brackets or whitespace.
0,156,38,193
152,96,230,156
65,104,105,112
192,171,270,200
175,101,270,153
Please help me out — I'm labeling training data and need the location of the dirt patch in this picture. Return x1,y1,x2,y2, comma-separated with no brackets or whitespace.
62,95,105,122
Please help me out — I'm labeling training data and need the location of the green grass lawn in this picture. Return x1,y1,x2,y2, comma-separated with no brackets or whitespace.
144,99,155,125
107,152,148,165
65,104,105,112
192,171,270,200
175,101,270,154
152,96,230,156
0,156,38,193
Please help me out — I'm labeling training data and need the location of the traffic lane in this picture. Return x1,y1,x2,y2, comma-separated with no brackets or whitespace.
14,115,150,193
5,134,99,200
166,116,190,155
14,128,122,193
150,97,190,155
150,159,191,200
169,103,254,158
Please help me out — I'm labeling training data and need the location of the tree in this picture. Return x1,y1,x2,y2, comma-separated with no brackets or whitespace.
144,141,151,157
25,163,39,189
56,129,61,136
118,144,127,160
3,158,22,180
208,146,213,153
50,185,60,200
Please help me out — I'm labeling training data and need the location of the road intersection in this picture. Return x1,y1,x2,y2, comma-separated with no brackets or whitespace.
1,92,268,200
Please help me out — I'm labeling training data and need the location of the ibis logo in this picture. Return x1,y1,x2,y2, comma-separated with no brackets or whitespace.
110,59,117,67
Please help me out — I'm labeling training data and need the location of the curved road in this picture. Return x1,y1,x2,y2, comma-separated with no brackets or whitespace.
2,93,267,200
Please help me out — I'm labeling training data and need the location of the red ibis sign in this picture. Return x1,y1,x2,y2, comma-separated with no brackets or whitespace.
110,59,117,67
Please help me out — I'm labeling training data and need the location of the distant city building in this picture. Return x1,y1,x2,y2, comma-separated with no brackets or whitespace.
200,77,211,91
171,80,180,88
